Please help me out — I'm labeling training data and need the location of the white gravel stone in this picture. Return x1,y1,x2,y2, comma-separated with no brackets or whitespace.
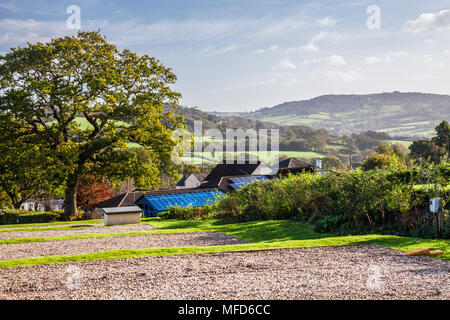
0,245,448,300
0,232,247,260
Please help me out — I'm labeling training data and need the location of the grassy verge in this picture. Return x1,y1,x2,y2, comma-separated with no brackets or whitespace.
0,219,103,229
0,218,448,268
0,228,203,244
0,219,331,243
0,225,99,233
0,233,448,269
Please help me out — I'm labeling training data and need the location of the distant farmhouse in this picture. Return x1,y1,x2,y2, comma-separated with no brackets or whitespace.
20,198,64,212
176,173,207,189
94,158,320,217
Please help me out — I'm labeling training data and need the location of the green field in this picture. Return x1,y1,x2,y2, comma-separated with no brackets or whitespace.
181,150,326,165
387,140,413,148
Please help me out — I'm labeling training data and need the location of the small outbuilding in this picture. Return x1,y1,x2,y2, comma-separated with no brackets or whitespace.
102,206,143,226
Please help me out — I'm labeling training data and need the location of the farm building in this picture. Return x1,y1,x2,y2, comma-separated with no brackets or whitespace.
136,188,224,217
275,158,316,176
94,191,145,211
203,161,272,181
93,158,318,217
176,173,207,189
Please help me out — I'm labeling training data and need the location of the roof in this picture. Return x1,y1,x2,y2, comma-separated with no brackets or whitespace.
176,173,208,187
136,187,220,203
94,192,144,208
204,161,268,181
199,175,272,193
102,206,143,214
278,158,314,169
137,190,224,214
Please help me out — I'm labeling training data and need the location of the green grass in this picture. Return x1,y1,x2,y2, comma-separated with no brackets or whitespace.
0,225,99,233
0,228,203,244
0,219,103,229
1,232,448,269
387,140,413,148
0,218,448,268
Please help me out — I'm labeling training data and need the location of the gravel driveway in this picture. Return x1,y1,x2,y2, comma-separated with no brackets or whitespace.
0,224,157,240
0,245,448,300
0,232,247,260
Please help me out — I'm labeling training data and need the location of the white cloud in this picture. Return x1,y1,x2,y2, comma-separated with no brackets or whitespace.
269,44,278,51
422,54,447,68
252,49,265,54
412,74,433,81
0,1,18,12
317,17,338,27
273,58,296,71
201,43,238,56
404,10,450,32
303,54,347,66
384,51,408,63
0,13,308,49
325,70,365,82
364,56,382,65
311,31,329,42
285,42,319,53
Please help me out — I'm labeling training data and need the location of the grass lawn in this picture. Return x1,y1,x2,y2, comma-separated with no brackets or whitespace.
0,218,448,268
0,219,103,229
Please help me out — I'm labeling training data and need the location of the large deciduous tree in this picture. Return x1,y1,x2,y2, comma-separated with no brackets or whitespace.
0,31,184,217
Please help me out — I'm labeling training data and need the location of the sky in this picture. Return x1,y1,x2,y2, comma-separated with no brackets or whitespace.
1,0,450,112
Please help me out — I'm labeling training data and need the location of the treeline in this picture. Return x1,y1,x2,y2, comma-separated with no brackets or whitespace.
361,120,450,170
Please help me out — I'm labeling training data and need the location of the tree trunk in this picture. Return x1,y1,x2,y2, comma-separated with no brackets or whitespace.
64,174,79,218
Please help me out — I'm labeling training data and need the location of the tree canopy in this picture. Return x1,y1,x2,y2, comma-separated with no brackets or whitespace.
0,31,184,216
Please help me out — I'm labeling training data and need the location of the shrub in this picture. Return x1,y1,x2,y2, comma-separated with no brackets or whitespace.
154,165,450,238
0,209,62,225
159,205,213,220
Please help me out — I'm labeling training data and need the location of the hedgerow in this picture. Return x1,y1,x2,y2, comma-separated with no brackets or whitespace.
162,164,449,238
0,209,62,225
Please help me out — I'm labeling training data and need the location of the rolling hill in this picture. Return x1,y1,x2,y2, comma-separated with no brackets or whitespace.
212,92,450,138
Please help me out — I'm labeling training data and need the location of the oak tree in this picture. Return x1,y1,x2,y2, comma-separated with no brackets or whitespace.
0,31,184,217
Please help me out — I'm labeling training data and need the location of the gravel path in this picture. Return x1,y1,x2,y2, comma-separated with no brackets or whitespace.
0,223,104,231
0,232,246,260
0,245,448,300
0,224,157,240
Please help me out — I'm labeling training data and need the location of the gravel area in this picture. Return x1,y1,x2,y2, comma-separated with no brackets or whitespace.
0,224,157,240
0,245,448,300
0,223,104,230
0,232,247,260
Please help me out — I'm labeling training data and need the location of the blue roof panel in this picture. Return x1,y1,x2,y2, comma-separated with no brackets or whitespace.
141,190,224,214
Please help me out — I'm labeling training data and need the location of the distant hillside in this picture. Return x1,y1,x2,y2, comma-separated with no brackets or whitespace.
171,105,330,140
212,92,450,138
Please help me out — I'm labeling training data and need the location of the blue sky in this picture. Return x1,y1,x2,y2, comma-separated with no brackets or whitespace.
1,0,450,112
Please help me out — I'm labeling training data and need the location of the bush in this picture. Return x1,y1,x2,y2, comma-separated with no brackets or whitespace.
0,209,62,225
159,205,213,220
154,165,450,238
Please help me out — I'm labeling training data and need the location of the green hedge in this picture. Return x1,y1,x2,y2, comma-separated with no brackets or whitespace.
163,165,450,238
0,209,62,225
160,206,213,220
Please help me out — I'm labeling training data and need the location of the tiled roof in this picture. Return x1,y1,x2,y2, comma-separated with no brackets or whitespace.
204,161,267,181
278,158,314,169
94,192,144,208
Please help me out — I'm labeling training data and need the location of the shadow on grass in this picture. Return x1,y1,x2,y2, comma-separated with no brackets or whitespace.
144,218,337,243
351,235,450,261
67,225,95,229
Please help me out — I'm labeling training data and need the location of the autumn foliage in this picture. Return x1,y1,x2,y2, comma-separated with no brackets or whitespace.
77,176,114,212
